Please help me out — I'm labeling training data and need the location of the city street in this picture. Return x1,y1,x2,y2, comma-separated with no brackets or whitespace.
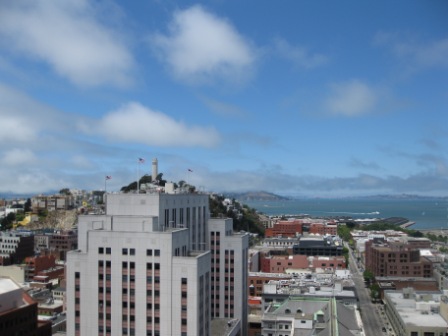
347,246,386,336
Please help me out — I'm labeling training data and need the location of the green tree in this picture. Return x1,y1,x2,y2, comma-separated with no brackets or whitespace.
370,283,380,301
363,270,375,283
337,224,352,241
60,188,71,195
24,198,32,212
0,212,16,230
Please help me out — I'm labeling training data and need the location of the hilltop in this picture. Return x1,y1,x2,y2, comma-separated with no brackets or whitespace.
226,191,289,202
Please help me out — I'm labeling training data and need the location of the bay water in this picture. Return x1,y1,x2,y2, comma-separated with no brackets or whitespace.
244,198,448,230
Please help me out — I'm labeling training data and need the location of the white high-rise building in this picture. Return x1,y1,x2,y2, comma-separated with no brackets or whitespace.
66,192,211,336
209,218,249,335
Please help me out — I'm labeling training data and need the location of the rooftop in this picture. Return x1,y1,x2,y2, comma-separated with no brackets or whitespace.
385,290,448,328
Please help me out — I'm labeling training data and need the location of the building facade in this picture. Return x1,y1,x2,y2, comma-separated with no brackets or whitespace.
67,192,210,336
209,218,249,335
365,240,434,278
0,277,52,336
265,220,303,238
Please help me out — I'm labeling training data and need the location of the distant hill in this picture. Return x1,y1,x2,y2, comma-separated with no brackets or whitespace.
226,191,289,201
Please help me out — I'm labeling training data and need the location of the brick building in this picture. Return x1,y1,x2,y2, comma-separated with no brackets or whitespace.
260,254,309,273
365,240,434,278
25,254,57,282
49,230,77,261
308,222,338,236
0,277,52,336
265,220,302,238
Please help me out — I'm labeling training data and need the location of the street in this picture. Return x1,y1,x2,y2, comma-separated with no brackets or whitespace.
347,246,386,336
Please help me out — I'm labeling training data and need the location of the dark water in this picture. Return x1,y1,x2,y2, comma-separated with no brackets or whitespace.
244,198,448,230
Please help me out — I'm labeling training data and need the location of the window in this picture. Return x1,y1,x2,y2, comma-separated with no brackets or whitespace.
130,248,135,255
106,247,111,254
122,248,128,255
154,249,160,256
99,247,104,254
147,249,152,256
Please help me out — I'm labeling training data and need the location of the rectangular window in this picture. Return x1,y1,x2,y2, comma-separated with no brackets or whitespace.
147,249,152,256
154,249,160,256
98,247,104,254
106,247,111,254
122,248,128,255
130,248,135,255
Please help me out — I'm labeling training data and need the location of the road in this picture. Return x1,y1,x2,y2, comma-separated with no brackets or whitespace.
347,246,385,336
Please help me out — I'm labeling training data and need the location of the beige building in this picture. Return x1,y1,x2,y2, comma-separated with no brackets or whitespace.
67,192,210,336
384,288,448,336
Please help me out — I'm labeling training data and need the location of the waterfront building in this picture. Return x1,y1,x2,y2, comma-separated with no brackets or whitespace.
265,219,303,238
308,221,338,236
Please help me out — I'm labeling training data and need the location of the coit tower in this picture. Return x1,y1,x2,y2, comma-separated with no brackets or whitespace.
152,158,158,181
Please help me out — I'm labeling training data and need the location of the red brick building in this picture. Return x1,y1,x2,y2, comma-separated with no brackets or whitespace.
260,254,309,273
248,273,292,296
49,230,77,261
365,240,433,278
0,277,52,336
25,254,56,282
309,222,338,236
311,256,346,270
265,220,303,238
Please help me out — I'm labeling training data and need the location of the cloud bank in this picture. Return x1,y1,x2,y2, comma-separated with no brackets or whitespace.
0,0,134,87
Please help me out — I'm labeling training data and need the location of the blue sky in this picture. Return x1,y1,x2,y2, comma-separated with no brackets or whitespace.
0,0,447,197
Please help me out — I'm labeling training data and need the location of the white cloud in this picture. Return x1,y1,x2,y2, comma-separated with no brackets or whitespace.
374,32,448,70
0,83,65,144
0,0,133,87
274,38,328,69
2,149,37,166
96,102,221,147
325,79,377,116
151,5,255,83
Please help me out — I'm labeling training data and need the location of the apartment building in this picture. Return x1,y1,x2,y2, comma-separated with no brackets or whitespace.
0,231,34,265
365,240,434,278
32,195,74,212
209,218,249,335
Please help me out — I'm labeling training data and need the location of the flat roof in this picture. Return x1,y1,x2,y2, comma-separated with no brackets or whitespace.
386,292,447,328
0,277,20,294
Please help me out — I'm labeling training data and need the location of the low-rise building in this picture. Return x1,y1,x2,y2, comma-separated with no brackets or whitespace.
265,219,303,238
0,276,52,336
384,288,448,336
